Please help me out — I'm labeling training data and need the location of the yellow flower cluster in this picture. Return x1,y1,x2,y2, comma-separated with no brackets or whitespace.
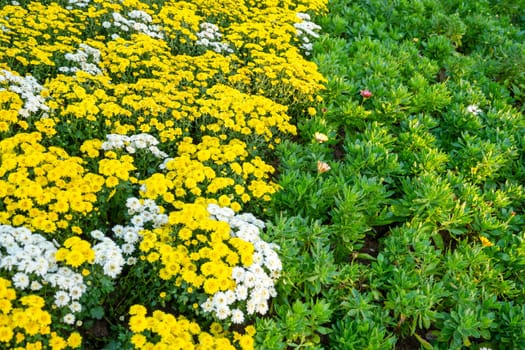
0,3,82,70
139,203,254,294
98,152,137,188
140,134,278,209
0,278,82,349
55,237,95,268
128,305,254,350
0,87,23,133
0,133,105,234
198,84,297,142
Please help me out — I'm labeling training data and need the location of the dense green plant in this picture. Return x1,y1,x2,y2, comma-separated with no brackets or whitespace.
259,0,525,348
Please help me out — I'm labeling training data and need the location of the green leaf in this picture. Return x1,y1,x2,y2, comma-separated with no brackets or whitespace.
90,306,105,320
414,333,434,350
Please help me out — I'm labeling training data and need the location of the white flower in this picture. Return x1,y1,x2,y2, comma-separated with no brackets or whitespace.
231,309,245,324
54,291,70,307
201,299,214,312
63,313,76,325
235,285,248,301
243,272,257,288
126,197,142,213
121,243,135,255
12,272,30,289
69,285,84,300
103,261,122,278
70,301,82,313
131,215,144,228
30,281,43,291
225,290,236,304
232,266,245,282
123,228,139,244
0,256,17,270
215,305,231,320
112,225,125,238
212,292,228,307
256,301,269,315
126,257,137,265
466,104,482,115
90,230,105,240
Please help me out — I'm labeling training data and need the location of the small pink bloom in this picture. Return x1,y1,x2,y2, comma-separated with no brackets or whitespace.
360,89,373,98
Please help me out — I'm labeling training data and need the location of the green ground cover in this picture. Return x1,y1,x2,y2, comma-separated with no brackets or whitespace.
257,0,525,349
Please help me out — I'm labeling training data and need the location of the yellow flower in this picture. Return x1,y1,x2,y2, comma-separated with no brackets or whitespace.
131,334,147,348
480,236,493,247
67,333,82,348
0,326,13,343
129,304,147,317
49,332,67,350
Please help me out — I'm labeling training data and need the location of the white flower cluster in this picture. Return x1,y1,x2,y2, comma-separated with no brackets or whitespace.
64,0,90,10
294,12,322,56
0,69,49,118
103,11,164,40
111,197,168,263
195,22,234,54
89,230,126,278
101,133,168,158
59,43,103,76
202,205,282,324
0,225,86,316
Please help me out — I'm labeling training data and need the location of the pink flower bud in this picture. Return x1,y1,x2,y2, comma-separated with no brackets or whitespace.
360,89,373,98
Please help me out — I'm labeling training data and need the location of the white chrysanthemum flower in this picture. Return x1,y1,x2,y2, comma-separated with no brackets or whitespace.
195,22,233,54
112,225,126,238
232,266,245,282
243,271,257,289
70,301,82,313
212,292,228,307
54,291,71,307
69,285,84,300
121,243,135,255
130,215,144,228
123,229,140,244
103,261,123,278
201,299,214,313
256,301,269,315
90,230,105,240
12,272,30,289
235,285,248,301
32,257,50,276
63,313,76,325
231,309,245,324
126,197,142,213
30,281,43,291
215,305,231,320
13,227,32,243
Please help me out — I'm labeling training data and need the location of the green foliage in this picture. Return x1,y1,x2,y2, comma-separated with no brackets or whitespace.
264,0,525,348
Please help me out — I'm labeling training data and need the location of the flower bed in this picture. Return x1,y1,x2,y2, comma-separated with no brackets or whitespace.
0,0,327,348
